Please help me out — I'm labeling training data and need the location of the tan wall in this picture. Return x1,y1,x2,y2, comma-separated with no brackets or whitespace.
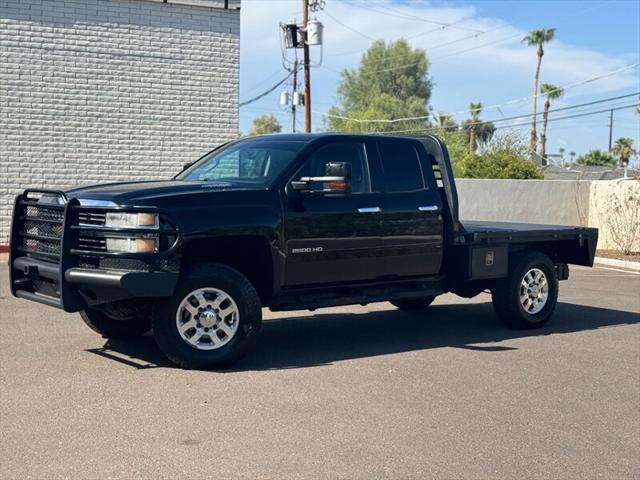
456,179,640,252
588,180,640,252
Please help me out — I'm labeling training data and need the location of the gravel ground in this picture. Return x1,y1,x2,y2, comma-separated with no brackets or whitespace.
0,263,638,479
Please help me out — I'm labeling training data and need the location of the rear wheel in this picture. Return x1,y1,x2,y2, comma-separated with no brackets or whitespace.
491,252,558,329
391,296,436,312
152,263,262,370
80,302,151,339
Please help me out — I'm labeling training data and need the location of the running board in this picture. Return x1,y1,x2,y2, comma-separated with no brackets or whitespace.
270,286,442,311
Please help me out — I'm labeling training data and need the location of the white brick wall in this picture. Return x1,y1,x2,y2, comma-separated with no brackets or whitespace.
0,0,240,242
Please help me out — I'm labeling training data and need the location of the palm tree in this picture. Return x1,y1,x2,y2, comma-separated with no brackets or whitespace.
539,83,564,163
523,28,556,153
462,119,495,144
433,112,458,132
468,102,482,154
612,138,635,167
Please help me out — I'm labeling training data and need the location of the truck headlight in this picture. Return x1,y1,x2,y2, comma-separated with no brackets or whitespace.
106,236,158,253
105,212,158,228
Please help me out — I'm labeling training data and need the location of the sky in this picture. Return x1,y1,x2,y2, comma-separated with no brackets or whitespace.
238,0,640,160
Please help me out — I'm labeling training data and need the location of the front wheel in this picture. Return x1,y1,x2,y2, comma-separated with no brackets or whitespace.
80,303,151,339
491,252,559,329
152,263,262,370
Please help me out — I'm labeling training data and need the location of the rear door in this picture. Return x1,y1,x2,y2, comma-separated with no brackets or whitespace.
374,138,443,277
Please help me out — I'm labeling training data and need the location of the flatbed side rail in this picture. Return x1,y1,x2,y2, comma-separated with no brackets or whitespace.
460,226,599,268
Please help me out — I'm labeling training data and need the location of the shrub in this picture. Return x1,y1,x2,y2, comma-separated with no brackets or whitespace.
459,151,543,179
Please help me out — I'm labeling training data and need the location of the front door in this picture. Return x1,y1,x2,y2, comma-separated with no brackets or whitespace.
282,139,389,286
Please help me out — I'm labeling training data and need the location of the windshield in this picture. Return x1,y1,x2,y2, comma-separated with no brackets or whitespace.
176,139,306,187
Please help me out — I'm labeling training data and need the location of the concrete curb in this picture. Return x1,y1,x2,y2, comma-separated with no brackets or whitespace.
594,256,640,272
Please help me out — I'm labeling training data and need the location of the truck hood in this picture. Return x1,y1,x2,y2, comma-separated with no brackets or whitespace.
64,180,260,205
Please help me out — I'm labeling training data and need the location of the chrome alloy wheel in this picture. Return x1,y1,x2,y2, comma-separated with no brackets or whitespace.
520,268,549,314
176,287,239,350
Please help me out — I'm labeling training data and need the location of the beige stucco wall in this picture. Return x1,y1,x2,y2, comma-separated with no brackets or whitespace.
457,179,640,252
588,180,640,252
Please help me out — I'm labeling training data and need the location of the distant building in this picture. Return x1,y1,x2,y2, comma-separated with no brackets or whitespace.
0,0,241,243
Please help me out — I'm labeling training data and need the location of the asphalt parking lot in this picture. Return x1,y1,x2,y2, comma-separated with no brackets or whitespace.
0,262,638,480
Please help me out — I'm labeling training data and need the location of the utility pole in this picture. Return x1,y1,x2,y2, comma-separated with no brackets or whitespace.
302,0,311,133
608,109,614,152
280,1,322,132
291,59,298,133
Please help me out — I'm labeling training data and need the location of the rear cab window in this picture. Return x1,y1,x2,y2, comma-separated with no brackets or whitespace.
376,141,425,193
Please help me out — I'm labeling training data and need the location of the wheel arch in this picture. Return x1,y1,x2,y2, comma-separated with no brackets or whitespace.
180,235,275,305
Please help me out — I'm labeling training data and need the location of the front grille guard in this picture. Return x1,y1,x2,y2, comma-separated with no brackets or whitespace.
9,189,182,311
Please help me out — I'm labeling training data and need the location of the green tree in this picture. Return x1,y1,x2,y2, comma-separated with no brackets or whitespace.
437,130,468,176
575,149,616,167
248,114,282,136
523,28,556,152
539,83,564,162
327,39,433,133
612,138,636,166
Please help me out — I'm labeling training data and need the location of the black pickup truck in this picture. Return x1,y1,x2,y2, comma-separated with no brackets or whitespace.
9,134,598,369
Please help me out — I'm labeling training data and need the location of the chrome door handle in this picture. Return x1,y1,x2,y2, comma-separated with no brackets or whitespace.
418,205,438,212
358,207,381,213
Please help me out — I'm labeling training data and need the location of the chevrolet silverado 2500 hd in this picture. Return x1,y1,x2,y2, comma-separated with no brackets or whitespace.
9,134,598,369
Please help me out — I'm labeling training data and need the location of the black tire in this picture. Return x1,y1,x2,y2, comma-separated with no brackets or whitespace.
80,308,151,339
391,296,436,312
152,262,262,370
491,251,559,329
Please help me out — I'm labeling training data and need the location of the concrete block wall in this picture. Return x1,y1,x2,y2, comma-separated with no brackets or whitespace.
0,0,240,242
457,179,591,227
457,178,640,251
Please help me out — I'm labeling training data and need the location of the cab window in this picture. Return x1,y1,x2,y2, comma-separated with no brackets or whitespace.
298,142,372,193
377,141,425,192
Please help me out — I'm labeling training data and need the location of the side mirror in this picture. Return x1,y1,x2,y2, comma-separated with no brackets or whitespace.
291,162,352,196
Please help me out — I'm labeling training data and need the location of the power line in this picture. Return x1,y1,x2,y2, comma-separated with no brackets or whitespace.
313,63,640,122
325,25,509,73
323,0,612,69
481,92,639,124
358,103,638,135
243,67,290,95
239,69,297,107
322,9,376,41
321,32,540,78
492,104,639,130
357,0,485,33
431,32,522,61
